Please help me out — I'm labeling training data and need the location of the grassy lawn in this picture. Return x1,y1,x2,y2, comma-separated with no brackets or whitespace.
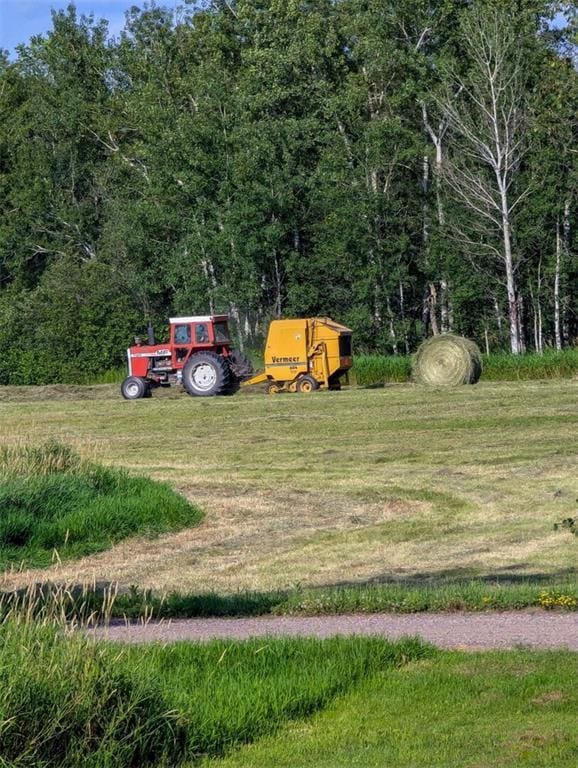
124,635,428,760
0,617,429,766
0,443,201,570
0,380,576,596
2,616,577,768
207,649,578,768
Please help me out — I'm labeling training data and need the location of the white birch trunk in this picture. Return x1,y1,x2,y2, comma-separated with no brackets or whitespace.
554,220,562,351
273,253,282,318
440,279,449,333
516,292,526,354
229,302,244,351
439,9,529,355
428,282,440,336
531,283,542,354
499,177,521,354
493,296,503,338
200,258,217,315
386,298,398,355
399,281,410,354
434,138,445,227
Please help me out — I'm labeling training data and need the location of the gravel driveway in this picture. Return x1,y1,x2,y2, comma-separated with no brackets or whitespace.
94,612,578,650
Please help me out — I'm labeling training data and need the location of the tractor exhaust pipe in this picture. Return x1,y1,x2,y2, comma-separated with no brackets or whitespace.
147,322,156,346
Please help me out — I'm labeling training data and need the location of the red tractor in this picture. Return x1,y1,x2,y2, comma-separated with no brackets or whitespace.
121,314,252,399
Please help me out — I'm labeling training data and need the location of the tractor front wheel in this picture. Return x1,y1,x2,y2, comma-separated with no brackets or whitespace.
121,376,150,400
297,375,319,393
182,352,231,397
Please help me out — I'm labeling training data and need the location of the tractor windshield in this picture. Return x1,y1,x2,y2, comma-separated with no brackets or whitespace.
213,322,229,342
174,324,191,344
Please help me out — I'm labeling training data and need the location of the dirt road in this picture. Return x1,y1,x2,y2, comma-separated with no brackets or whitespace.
95,611,578,650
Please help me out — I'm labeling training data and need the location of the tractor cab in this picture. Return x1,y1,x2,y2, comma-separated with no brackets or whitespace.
170,315,229,349
169,315,230,365
122,314,251,399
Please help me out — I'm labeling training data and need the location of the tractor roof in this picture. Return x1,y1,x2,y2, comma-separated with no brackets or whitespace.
169,314,229,324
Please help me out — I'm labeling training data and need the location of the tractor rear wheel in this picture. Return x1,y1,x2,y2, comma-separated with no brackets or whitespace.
297,375,319,393
121,376,149,400
182,352,231,397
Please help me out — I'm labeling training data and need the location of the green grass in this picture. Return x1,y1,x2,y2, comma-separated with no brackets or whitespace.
81,368,126,385
483,349,578,381
274,581,578,614
351,354,412,384
123,635,429,761
0,620,185,767
0,442,201,570
0,615,429,767
50,580,577,624
351,348,578,385
4,613,578,768
208,649,578,768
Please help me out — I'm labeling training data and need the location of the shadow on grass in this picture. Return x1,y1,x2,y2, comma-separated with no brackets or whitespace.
0,581,284,621
3,566,577,622
328,564,578,588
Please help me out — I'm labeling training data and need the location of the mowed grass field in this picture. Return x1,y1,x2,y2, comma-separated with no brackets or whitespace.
0,379,576,595
205,649,578,768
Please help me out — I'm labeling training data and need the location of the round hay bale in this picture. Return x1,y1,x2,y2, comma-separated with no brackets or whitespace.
412,334,482,386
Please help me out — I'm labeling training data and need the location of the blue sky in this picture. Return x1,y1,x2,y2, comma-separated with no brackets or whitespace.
0,1,171,55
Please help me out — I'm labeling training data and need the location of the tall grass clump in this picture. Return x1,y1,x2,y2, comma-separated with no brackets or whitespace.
482,348,578,380
77,578,578,623
352,355,412,385
0,620,185,767
82,368,126,385
352,348,578,386
275,581,578,615
0,441,202,569
0,440,81,477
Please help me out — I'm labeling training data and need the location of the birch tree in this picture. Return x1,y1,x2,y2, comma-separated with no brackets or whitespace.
440,7,532,354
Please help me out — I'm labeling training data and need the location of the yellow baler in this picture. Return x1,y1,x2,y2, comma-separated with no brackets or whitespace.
243,317,353,393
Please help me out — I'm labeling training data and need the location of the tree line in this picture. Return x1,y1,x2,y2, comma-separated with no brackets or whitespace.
0,0,576,383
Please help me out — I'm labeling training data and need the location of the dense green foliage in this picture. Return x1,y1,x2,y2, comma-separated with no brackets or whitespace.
0,442,201,568
0,618,428,766
0,1,576,383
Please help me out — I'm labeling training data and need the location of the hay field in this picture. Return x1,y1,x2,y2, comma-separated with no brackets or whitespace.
0,380,576,593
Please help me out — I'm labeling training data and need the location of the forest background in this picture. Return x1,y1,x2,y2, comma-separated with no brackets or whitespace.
0,0,576,384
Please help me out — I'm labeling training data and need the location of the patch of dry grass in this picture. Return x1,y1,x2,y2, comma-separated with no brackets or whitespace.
0,381,576,593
